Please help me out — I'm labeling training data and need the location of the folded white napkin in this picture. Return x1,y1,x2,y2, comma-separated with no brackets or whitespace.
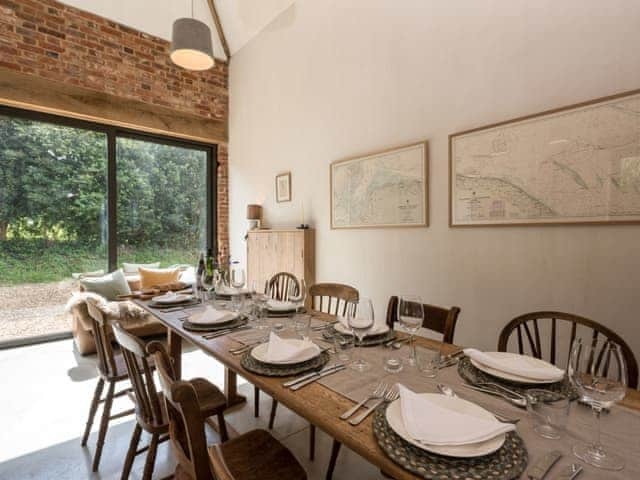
267,299,297,311
463,349,564,382
398,384,515,446
189,306,236,325
266,332,320,362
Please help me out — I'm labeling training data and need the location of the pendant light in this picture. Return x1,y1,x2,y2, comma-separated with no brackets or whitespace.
170,0,214,71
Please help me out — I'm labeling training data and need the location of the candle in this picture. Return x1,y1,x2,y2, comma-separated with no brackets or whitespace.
300,200,304,226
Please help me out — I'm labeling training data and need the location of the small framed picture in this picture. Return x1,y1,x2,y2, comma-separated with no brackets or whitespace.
275,172,292,203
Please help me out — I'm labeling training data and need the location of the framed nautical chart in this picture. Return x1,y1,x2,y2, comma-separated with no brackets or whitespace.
449,89,640,226
330,142,428,229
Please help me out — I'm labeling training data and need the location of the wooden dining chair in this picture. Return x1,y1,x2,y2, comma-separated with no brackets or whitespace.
385,296,461,344
150,343,307,480
112,326,229,480
498,311,639,389
267,282,359,463
81,300,135,472
254,272,301,419
309,282,359,316
265,272,300,301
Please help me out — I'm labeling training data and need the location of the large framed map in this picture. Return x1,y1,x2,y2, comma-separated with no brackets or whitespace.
450,89,640,226
330,142,428,229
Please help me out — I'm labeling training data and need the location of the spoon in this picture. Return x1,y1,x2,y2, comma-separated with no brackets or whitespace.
437,384,520,424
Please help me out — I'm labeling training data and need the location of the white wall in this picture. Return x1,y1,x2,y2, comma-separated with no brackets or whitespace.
228,0,640,358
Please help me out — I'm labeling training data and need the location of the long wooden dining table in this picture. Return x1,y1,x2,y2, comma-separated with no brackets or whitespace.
135,301,640,480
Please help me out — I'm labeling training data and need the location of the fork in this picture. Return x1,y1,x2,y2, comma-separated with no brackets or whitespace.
340,383,387,420
349,386,398,425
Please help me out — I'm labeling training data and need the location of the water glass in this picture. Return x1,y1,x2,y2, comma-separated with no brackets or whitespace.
415,346,440,378
293,314,312,339
231,293,243,312
398,295,423,366
526,389,570,439
332,334,354,363
384,354,403,374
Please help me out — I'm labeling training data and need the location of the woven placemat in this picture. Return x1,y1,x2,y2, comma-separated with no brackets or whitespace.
324,326,396,347
373,405,528,480
183,317,247,332
241,350,330,377
457,356,578,400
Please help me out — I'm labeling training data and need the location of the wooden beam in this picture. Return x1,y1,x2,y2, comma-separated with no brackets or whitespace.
0,67,227,144
207,0,231,60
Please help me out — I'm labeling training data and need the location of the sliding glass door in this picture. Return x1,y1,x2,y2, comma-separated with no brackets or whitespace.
0,107,216,346
116,136,209,268
0,113,108,344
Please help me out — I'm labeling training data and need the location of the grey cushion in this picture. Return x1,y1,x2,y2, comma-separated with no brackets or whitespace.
80,269,132,301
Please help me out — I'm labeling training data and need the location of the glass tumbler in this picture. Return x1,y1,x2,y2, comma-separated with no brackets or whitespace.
415,346,441,378
526,389,570,439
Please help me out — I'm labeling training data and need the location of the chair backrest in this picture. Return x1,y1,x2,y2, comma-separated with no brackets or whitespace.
309,283,359,316
498,311,638,389
148,341,214,480
112,322,165,429
266,272,299,301
85,299,118,378
385,296,461,344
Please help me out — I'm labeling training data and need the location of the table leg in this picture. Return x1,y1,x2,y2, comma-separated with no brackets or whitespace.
224,367,247,408
168,328,182,379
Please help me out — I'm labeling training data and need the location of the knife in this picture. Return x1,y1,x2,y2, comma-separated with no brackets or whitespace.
283,364,345,387
290,365,347,391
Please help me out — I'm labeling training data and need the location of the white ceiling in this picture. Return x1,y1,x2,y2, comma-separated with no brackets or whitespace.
59,0,296,60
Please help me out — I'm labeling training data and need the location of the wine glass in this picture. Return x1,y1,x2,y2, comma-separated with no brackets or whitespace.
200,269,214,301
347,298,374,372
250,280,268,329
568,337,627,471
288,279,307,312
398,295,424,366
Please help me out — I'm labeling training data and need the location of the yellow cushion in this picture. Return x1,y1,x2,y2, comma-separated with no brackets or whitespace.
138,267,180,289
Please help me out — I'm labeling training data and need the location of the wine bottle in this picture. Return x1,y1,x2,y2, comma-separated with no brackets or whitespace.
205,248,214,283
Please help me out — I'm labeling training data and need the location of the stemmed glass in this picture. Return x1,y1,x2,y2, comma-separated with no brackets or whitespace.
568,337,627,471
200,269,215,301
250,280,268,329
347,298,374,372
398,295,424,366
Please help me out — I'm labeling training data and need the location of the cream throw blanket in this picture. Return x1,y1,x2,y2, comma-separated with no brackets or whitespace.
65,291,147,324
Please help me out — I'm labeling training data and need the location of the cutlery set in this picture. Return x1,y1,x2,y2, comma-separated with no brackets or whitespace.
201,325,252,340
462,382,528,407
437,383,520,424
526,450,583,479
281,364,346,390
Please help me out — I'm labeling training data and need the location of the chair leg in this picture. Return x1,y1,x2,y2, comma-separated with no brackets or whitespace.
309,424,316,460
121,423,142,480
217,411,229,442
142,433,159,480
254,386,260,417
325,440,342,480
81,378,104,446
92,381,115,472
268,399,278,430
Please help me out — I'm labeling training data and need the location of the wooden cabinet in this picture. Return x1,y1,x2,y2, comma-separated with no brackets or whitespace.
247,229,315,293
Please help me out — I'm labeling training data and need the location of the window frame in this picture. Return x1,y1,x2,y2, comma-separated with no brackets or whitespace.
0,104,218,273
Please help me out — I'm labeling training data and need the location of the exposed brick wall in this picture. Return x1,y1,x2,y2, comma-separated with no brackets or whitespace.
0,0,229,254
217,144,229,255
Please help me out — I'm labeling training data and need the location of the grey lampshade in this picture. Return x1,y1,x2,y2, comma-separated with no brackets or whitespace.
170,18,214,71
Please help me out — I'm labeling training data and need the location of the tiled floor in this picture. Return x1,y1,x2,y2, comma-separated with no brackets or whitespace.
0,338,384,479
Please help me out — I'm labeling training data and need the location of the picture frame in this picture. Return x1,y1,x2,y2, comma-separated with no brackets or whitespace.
330,141,429,229
449,88,640,227
275,171,292,203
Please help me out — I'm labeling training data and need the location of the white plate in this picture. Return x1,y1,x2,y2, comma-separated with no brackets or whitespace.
470,352,559,384
151,293,192,304
385,394,505,458
250,340,320,365
189,310,238,326
334,322,389,337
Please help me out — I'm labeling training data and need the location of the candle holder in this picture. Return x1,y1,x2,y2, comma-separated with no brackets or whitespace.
296,224,309,229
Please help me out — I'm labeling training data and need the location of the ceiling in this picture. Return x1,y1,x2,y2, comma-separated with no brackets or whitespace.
59,0,296,60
